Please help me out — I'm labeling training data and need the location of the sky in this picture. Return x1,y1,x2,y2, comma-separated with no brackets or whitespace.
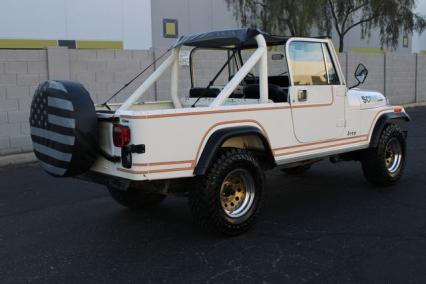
413,0,426,52
417,0,426,15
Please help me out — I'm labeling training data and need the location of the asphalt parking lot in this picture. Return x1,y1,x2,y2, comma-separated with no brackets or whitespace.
1,107,426,283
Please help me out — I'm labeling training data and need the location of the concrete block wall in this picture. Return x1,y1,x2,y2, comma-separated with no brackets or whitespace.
417,55,426,103
69,49,156,104
385,53,417,105
0,48,425,157
0,50,48,155
347,52,385,94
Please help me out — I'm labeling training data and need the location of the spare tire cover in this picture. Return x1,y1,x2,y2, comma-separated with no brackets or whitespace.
29,80,99,177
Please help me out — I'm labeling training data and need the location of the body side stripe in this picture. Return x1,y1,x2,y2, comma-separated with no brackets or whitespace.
117,109,396,174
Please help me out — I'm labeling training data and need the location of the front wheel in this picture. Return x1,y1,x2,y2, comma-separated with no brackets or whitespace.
361,123,406,186
189,148,264,235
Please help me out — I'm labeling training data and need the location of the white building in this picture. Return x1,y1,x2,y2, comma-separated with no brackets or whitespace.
0,0,424,53
0,0,153,49
0,0,236,50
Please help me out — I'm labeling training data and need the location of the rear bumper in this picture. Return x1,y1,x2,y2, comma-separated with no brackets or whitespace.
77,170,189,195
77,171,131,190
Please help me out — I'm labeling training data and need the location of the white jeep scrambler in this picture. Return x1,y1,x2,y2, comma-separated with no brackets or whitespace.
29,29,410,235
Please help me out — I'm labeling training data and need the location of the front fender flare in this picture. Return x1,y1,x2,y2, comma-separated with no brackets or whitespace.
194,126,275,175
370,111,410,148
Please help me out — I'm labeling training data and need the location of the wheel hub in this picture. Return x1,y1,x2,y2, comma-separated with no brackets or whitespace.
220,169,255,218
384,138,402,175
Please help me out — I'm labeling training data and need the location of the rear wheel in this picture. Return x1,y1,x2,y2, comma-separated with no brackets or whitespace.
361,123,406,186
108,186,166,210
189,148,264,235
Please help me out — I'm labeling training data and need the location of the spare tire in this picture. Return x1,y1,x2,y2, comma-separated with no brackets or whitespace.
29,80,99,177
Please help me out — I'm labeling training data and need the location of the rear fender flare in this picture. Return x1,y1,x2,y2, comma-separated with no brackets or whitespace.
194,126,275,175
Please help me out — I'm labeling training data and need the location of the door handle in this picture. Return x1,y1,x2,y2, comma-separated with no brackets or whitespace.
297,90,307,102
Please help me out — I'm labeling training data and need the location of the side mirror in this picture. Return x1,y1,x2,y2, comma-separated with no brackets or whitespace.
355,63,368,83
350,63,368,89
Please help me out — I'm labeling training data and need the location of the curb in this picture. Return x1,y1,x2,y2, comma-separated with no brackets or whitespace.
404,102,426,108
0,152,37,168
0,102,425,169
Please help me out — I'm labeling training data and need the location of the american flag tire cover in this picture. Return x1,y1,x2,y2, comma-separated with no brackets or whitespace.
29,80,99,177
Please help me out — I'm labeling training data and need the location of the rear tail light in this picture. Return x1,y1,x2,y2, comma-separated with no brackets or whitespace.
113,124,131,147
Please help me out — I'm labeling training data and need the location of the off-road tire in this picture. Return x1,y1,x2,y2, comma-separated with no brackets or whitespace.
108,186,166,210
281,164,312,175
189,148,264,235
361,123,406,186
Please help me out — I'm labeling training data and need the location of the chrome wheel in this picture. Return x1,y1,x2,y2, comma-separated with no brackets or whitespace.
385,137,403,175
220,168,255,218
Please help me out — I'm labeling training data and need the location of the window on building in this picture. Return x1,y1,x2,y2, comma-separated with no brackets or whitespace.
403,35,409,48
163,19,178,38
